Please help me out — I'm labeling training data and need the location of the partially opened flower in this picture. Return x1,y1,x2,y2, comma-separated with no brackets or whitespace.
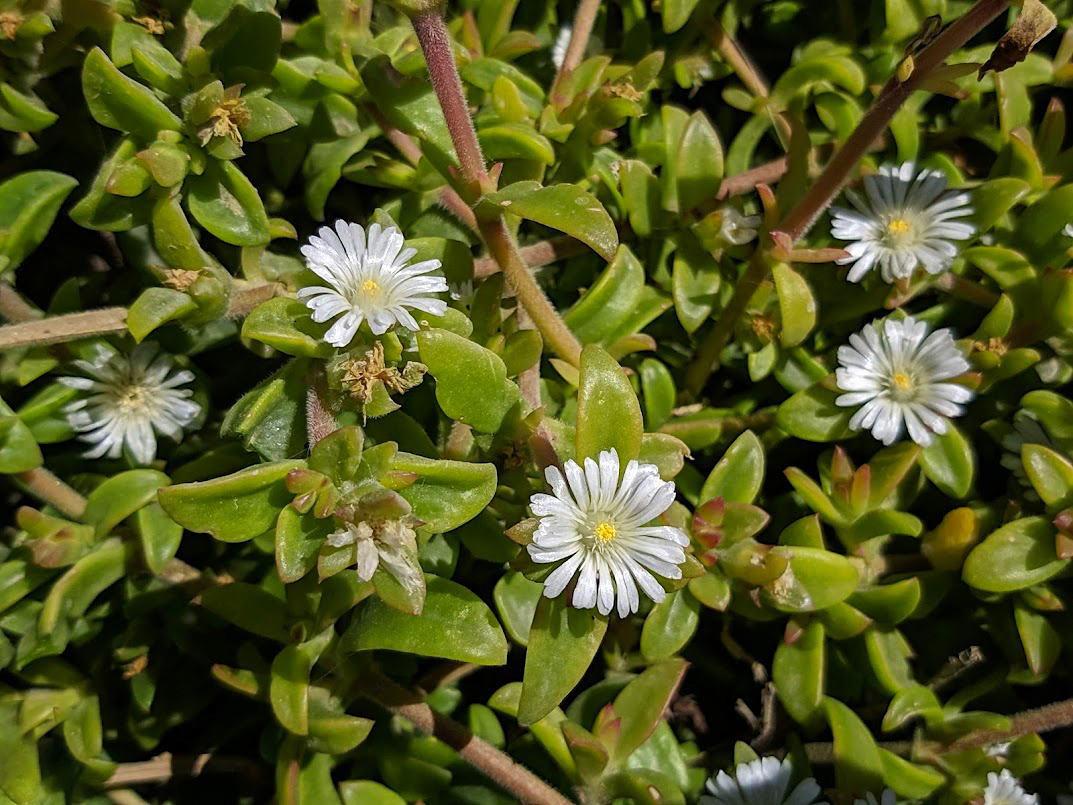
59,343,200,465
701,756,825,805
830,162,975,283
983,770,1039,805
298,220,448,348
719,207,762,246
527,448,688,618
835,315,973,447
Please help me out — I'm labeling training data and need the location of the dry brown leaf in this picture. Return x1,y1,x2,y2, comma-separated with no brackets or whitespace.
979,0,1057,78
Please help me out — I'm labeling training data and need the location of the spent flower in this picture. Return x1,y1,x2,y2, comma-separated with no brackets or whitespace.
527,448,689,618
298,220,447,348
701,756,825,805
59,343,200,465
835,315,973,446
830,162,974,283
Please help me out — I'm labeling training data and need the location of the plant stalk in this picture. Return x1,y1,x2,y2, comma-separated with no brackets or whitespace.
14,467,87,520
685,0,1012,395
551,0,602,97
410,11,491,197
0,283,279,352
410,9,583,366
363,670,576,805
703,19,792,144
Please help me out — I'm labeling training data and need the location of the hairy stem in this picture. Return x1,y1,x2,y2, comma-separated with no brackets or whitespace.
685,0,1012,395
932,271,1001,307
411,10,583,365
0,283,279,352
305,368,338,447
367,105,478,233
475,235,587,279
104,753,265,789
14,467,87,520
658,407,777,442
551,0,601,97
410,11,490,196
778,0,1011,242
363,671,576,805
941,696,1073,753
481,216,582,364
0,281,42,322
703,20,792,144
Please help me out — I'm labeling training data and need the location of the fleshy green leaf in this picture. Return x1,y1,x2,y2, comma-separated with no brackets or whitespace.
81,48,181,139
418,328,522,432
963,517,1068,592
576,345,643,463
518,596,607,726
699,430,765,505
186,159,270,246
0,171,78,275
483,181,618,261
389,452,498,533
158,461,304,542
342,575,507,664
772,620,825,729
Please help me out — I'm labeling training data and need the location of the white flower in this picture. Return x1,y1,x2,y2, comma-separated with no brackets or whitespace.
327,518,423,594
701,756,825,805
720,208,762,246
527,448,689,618
1064,223,1073,238
298,220,447,348
983,770,1038,805
835,316,973,447
830,162,975,283
551,25,572,70
59,343,200,465
854,790,896,805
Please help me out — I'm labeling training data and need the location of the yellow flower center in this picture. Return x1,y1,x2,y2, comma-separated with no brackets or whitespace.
362,279,381,295
889,370,918,401
117,384,148,412
884,217,915,246
594,522,617,543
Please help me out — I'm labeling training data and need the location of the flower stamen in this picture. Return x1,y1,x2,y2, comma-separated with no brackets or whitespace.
593,522,617,543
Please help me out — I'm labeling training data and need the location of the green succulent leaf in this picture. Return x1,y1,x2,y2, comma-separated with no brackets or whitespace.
342,575,508,664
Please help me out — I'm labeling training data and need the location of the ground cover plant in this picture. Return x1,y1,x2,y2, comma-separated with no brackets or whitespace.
1,0,1073,802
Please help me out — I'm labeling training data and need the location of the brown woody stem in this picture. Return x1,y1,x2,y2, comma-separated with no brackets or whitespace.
363,671,576,805
685,0,1012,395
0,283,280,352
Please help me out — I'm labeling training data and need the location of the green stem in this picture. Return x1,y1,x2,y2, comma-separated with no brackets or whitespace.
685,252,772,396
684,0,1012,396
480,216,582,365
410,9,583,366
